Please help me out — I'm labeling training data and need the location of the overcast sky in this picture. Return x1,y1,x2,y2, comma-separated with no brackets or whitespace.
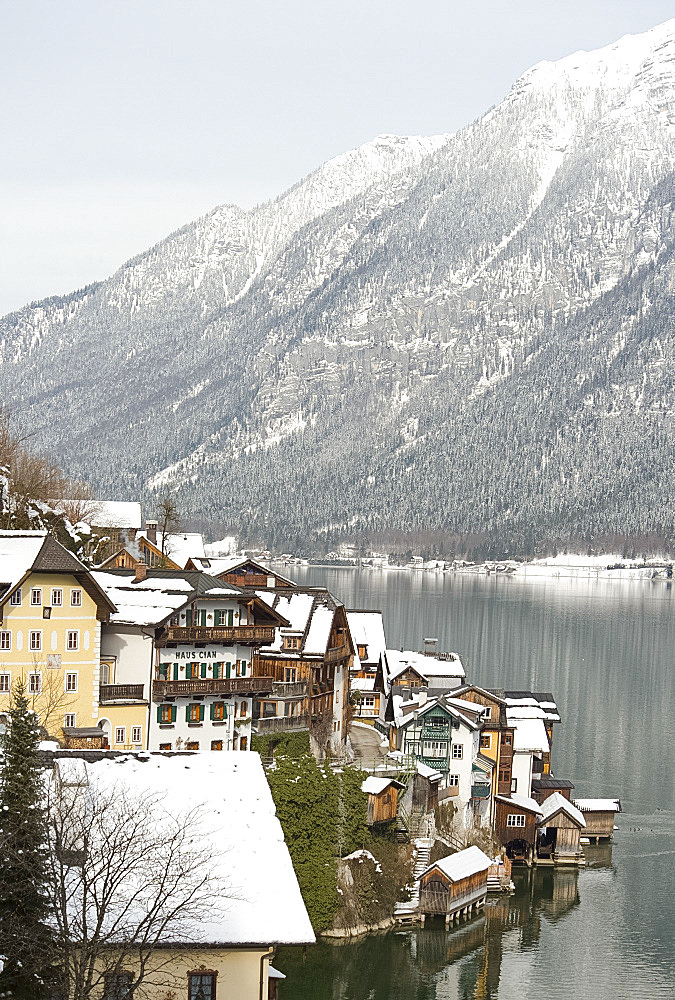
2,0,674,315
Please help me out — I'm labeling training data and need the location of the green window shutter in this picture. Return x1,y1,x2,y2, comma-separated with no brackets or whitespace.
173,663,179,680
199,704,205,721
185,705,191,722
157,705,163,723
201,664,207,679
213,662,221,679
226,661,231,678
228,609,234,626
171,705,177,723
200,610,207,626
210,702,215,721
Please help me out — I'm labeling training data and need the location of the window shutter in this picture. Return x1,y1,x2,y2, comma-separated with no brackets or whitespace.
201,664,207,679
210,702,215,721
228,609,234,626
213,662,221,679
199,704,205,721
171,705,177,723
185,705,191,722
157,706,163,723
173,663,179,680
226,661,231,678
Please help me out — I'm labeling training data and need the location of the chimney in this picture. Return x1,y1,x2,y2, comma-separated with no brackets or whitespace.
146,520,158,545
418,690,428,707
134,562,147,583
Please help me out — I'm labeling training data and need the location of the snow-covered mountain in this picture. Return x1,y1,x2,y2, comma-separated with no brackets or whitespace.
2,21,675,555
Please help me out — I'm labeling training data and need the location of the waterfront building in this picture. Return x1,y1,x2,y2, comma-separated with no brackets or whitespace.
0,530,115,741
419,846,492,925
573,798,622,841
252,587,353,752
494,793,543,865
535,793,586,864
450,685,517,807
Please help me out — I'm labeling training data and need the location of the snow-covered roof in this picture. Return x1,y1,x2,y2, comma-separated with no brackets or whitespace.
505,698,560,723
346,610,387,664
416,762,442,781
136,531,206,569
509,717,550,753
538,792,586,828
496,793,543,816
361,776,403,795
257,591,314,651
351,676,376,692
385,649,465,688
573,798,622,813
204,585,245,597
0,530,48,591
256,589,341,658
92,570,193,626
52,752,315,946
422,845,492,883
304,604,334,655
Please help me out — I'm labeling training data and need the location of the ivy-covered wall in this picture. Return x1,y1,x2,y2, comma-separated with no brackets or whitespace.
251,731,310,759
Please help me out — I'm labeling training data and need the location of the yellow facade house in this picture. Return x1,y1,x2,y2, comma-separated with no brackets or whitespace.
0,531,115,741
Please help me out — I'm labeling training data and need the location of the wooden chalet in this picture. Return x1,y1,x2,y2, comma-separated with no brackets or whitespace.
361,776,404,825
531,774,575,805
419,846,492,925
494,794,543,865
573,799,621,842
98,535,181,571
186,556,295,590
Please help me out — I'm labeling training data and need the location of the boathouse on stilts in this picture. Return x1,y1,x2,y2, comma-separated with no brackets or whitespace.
418,846,492,926
573,799,622,842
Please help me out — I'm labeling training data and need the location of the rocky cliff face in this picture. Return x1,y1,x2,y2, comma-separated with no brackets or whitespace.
2,21,675,554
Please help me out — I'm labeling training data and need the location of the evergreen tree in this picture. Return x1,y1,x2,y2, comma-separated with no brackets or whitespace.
0,681,54,999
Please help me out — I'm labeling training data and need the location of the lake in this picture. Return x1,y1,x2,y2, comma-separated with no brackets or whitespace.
277,567,675,999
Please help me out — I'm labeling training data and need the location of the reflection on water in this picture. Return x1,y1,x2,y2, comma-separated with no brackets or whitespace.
278,570,675,999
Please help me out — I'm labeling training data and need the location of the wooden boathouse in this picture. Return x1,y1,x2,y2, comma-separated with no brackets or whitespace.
573,799,621,842
419,845,492,926
494,794,542,865
536,792,586,865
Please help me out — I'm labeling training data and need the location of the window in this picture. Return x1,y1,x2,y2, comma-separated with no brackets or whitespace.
29,631,42,651
64,713,76,728
186,703,203,723
506,813,526,828
188,972,216,999
239,700,247,716
186,662,200,679
28,672,41,694
210,702,226,721
502,733,513,746
0,631,10,651
422,740,447,756
103,972,134,999
480,733,492,749
65,672,78,692
284,667,297,682
115,727,126,745
131,726,142,744
158,704,175,724
0,673,11,693
10,588,21,606
67,631,79,651
51,588,63,606
483,706,492,719
452,744,463,759
357,644,367,659
511,777,518,792
70,589,82,607
159,742,172,750
448,774,460,787
283,635,301,650
211,740,223,751
185,740,199,751
31,588,42,606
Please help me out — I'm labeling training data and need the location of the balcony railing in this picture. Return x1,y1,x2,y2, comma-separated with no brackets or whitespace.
159,625,276,645
254,714,310,733
471,784,491,799
153,676,274,698
99,684,145,703
224,573,270,588
271,681,308,699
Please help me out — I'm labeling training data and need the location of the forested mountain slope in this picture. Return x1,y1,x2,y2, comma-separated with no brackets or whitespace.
2,21,675,556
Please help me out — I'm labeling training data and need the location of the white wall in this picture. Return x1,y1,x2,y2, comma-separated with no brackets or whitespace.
512,750,533,797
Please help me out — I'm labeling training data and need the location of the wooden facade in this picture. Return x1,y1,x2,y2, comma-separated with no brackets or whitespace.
536,810,584,864
362,778,403,825
494,796,540,863
574,800,621,841
418,847,491,924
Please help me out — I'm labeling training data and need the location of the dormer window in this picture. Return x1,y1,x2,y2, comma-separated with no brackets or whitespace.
282,634,301,651
357,645,367,660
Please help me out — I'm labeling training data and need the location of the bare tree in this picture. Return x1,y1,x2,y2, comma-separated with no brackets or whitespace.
26,661,78,740
47,770,229,1000
156,491,181,566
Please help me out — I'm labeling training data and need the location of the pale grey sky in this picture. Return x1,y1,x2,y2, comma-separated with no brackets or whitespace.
2,0,674,314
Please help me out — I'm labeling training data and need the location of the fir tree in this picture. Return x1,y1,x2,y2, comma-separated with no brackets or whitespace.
0,681,54,999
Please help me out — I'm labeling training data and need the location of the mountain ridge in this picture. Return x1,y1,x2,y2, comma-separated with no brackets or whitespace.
2,20,675,557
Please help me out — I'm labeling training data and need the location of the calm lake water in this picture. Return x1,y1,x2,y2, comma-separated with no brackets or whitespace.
277,568,675,1000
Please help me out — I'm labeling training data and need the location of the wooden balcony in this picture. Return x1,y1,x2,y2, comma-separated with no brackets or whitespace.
99,683,145,703
153,676,274,698
223,573,270,588
254,714,310,733
271,681,308,699
159,625,276,645
324,643,350,664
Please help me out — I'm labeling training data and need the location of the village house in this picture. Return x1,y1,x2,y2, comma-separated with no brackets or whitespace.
346,609,387,724
92,566,288,752
0,531,115,743
251,587,353,753
450,684,517,812
46,750,314,999
361,775,404,826
494,793,543,865
186,555,296,590
380,648,465,708
99,520,207,572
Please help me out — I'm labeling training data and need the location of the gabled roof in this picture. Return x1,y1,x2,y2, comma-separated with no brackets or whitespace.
0,531,116,616
532,774,575,791
538,792,586,828
452,684,507,706
187,556,296,587
135,531,205,570
503,691,560,722
346,610,387,664
361,776,404,795
255,587,348,658
508,716,550,753
495,793,543,816
573,798,622,813
384,649,465,689
421,845,492,883
397,693,482,732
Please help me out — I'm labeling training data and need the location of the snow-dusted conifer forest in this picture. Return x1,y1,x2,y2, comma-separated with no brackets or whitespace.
2,21,675,556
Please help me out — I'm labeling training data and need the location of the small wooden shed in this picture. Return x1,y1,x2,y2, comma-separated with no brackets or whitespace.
531,774,575,805
361,776,404,826
419,845,492,925
573,799,621,842
536,792,586,865
494,794,542,864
